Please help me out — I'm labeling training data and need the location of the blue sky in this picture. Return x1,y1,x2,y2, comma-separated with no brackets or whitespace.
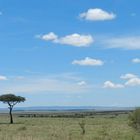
0,0,140,107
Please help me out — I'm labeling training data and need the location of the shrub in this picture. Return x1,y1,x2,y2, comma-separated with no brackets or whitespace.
79,120,86,135
129,108,140,131
18,126,27,131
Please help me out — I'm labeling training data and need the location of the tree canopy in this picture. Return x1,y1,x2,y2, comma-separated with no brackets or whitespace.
0,94,25,105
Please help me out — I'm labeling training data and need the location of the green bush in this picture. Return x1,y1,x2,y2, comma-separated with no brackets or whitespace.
18,126,27,131
129,108,140,131
79,120,86,135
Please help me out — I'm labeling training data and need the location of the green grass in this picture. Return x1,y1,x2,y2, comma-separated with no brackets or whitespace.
0,113,140,140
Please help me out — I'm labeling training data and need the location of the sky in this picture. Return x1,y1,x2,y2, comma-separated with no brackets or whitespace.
0,0,140,107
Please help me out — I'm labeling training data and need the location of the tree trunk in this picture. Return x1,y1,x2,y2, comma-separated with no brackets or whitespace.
9,107,13,124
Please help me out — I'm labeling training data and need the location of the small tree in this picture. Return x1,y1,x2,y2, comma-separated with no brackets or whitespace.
0,94,26,124
79,120,86,135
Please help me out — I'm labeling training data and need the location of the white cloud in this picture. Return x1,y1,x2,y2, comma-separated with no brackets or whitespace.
121,73,140,87
80,8,116,21
125,77,140,86
103,81,124,89
72,57,104,66
0,75,7,80
103,36,140,50
103,73,140,89
120,73,137,80
39,33,94,47
132,58,140,63
1,74,93,94
40,32,58,41
55,33,94,47
77,81,87,86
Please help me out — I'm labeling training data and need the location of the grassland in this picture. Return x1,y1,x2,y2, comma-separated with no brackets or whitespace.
0,111,140,140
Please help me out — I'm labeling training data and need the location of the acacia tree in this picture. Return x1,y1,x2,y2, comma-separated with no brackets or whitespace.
0,94,26,124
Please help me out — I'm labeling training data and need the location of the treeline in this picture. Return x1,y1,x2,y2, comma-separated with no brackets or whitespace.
17,110,132,118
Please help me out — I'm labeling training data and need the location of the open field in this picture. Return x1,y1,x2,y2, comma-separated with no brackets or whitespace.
0,111,140,140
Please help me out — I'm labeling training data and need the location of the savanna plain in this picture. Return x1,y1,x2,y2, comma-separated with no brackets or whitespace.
0,111,140,140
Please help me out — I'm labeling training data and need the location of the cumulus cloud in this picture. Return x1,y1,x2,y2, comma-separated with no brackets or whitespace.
120,73,137,80
103,81,124,89
121,73,140,87
55,33,94,47
80,8,116,21
132,58,140,63
103,73,140,89
125,77,140,86
72,57,104,66
0,75,7,80
38,32,94,47
41,32,58,41
103,36,140,50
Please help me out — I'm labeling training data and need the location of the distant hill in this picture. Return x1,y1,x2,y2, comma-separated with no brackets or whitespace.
0,106,135,113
